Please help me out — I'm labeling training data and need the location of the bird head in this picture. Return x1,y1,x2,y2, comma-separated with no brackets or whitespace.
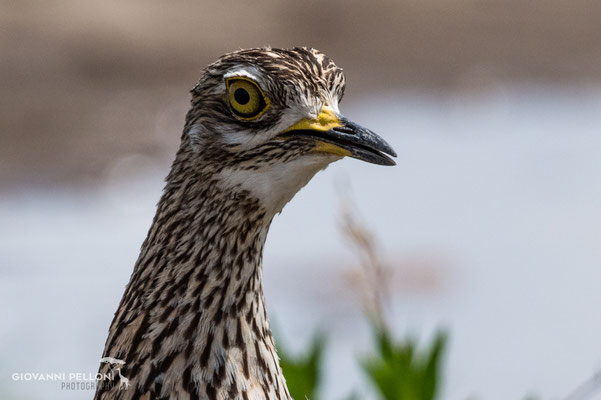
180,47,396,215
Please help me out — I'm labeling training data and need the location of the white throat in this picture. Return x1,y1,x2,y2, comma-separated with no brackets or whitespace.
217,155,340,217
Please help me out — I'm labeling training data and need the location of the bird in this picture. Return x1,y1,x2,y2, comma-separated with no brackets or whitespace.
94,47,396,400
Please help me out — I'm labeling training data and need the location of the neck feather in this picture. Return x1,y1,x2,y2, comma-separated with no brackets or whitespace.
96,165,291,400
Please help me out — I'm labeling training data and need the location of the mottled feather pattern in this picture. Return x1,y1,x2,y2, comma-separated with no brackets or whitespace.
95,47,347,400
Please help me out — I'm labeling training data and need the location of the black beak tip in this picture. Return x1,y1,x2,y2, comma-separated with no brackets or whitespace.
377,153,397,166
337,121,397,166
378,137,397,159
376,139,397,165
355,148,397,166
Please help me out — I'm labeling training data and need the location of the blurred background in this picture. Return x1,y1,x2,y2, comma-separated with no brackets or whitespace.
2,0,601,399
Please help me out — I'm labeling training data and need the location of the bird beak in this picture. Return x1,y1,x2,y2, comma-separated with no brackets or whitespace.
281,106,397,166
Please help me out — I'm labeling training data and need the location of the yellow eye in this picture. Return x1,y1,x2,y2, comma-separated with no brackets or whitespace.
226,78,270,120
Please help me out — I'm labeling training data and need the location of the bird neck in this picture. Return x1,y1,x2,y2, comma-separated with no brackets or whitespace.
97,166,291,399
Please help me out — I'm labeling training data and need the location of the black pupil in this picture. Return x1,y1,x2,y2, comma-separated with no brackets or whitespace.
234,88,250,105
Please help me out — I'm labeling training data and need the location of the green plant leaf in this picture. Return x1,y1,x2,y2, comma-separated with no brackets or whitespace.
361,324,448,400
278,332,326,400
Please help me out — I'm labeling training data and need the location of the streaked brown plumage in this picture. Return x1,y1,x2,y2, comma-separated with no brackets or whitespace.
95,47,395,400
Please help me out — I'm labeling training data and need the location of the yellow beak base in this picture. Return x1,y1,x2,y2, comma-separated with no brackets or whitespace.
283,107,342,133
283,107,350,156
281,106,397,166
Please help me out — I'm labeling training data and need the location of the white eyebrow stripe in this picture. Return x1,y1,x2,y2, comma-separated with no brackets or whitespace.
223,67,262,82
